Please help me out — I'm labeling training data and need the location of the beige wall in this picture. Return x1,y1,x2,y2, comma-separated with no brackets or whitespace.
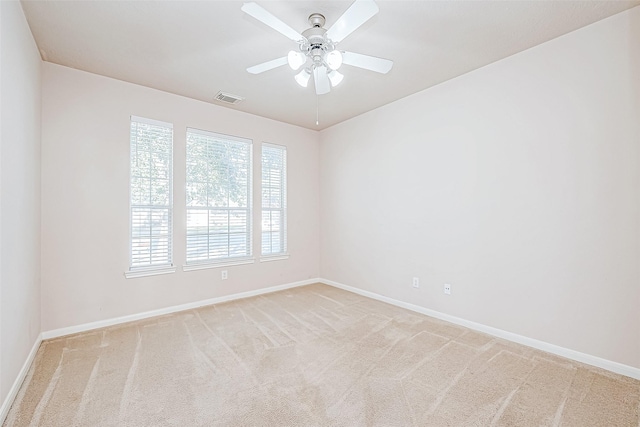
41,63,320,332
0,0,42,402
320,7,640,369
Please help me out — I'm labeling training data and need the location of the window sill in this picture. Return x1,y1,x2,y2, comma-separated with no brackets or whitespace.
260,254,290,263
125,266,176,279
183,258,255,272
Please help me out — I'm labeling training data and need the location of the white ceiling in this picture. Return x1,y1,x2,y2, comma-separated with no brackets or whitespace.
21,0,639,130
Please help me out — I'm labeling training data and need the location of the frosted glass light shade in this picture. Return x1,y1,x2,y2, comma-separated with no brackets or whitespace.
294,69,311,87
328,70,343,87
326,50,343,70
287,51,306,70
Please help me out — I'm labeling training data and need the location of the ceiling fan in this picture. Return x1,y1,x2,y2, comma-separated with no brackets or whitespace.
242,0,393,95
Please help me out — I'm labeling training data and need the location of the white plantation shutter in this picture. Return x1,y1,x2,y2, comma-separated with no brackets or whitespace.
261,143,287,256
129,116,173,269
186,128,252,264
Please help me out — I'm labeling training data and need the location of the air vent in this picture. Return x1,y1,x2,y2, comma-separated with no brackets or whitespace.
214,91,245,105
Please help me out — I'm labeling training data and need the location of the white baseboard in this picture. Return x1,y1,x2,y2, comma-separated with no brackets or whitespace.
42,278,320,340
321,278,640,380
0,335,42,425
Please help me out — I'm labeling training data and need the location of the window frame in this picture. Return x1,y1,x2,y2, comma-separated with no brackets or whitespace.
126,115,176,278
183,127,254,270
260,142,288,261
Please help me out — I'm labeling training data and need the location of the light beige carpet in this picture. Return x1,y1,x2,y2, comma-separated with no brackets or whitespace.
4,283,639,426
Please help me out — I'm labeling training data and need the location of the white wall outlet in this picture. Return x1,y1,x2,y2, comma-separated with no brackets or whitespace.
412,277,420,288
444,283,451,295
221,270,228,280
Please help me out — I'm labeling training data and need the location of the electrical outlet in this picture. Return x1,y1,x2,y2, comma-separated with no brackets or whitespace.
412,277,420,288
221,270,228,280
444,283,451,295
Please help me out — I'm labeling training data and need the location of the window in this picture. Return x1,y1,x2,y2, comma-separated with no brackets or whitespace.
128,116,174,274
186,128,252,266
261,143,287,257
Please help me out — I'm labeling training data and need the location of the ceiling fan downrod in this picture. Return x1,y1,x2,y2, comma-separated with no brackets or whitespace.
308,13,325,28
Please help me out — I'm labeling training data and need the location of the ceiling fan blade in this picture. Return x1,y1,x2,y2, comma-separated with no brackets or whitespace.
326,0,379,43
313,66,331,95
247,57,288,74
342,51,393,74
242,2,305,42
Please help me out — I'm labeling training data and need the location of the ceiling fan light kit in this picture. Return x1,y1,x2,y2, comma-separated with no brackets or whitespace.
242,0,393,95
328,70,344,87
294,69,311,87
287,50,306,71
326,50,343,70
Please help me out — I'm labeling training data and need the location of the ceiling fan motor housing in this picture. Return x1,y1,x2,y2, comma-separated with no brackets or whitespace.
302,26,328,47
301,18,337,68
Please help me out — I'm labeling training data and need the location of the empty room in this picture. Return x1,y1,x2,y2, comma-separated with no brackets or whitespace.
1,0,639,425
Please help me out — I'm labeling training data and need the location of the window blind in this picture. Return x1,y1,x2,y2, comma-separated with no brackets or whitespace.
261,143,287,256
129,116,173,269
186,128,252,264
